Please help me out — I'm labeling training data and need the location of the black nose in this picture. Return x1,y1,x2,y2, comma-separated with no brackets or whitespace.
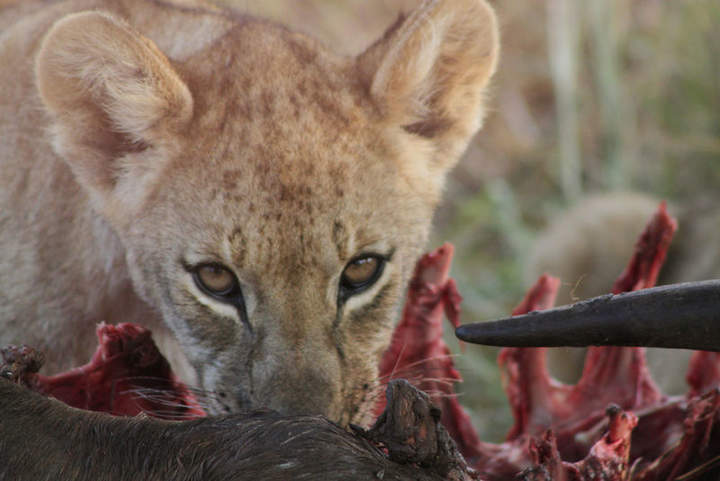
455,279,720,352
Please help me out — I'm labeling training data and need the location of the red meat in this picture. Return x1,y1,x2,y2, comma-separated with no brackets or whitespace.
13,322,205,419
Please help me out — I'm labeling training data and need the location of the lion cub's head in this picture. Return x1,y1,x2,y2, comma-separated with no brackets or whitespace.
35,0,498,425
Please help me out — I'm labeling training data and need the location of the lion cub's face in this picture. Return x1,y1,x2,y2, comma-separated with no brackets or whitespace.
35,1,497,424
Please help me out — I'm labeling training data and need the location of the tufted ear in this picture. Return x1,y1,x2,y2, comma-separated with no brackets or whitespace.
358,0,499,171
35,11,193,203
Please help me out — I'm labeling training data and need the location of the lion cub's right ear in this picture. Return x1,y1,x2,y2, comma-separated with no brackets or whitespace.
36,11,193,203
358,0,498,178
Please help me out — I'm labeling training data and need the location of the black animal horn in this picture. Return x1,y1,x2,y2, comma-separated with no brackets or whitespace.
455,279,720,352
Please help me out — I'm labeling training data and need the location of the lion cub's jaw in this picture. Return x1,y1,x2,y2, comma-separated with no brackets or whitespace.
35,1,498,424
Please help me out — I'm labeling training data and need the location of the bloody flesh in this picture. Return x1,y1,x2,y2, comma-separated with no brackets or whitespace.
2,323,204,419
380,202,720,480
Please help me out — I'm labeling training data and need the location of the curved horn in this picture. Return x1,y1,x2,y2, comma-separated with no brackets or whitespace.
455,280,720,351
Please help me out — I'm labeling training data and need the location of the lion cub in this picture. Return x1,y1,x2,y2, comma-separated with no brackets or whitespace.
0,0,498,425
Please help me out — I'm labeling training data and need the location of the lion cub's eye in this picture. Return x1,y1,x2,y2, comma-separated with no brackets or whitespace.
193,264,238,297
340,255,385,294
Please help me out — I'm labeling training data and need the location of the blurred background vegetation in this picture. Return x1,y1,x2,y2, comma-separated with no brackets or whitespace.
218,0,720,442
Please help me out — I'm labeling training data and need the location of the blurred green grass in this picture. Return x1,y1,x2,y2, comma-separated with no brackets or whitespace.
216,0,720,442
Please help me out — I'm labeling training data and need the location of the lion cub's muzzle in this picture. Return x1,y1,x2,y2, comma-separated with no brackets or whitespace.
208,344,346,422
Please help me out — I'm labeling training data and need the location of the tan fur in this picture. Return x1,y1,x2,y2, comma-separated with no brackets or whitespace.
527,193,665,306
527,192,720,305
527,192,720,392
0,0,498,424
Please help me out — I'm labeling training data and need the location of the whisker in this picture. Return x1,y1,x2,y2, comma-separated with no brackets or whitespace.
116,381,217,413
377,353,462,382
120,390,190,407
388,343,409,381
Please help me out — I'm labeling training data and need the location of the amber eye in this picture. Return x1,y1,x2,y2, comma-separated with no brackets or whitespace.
340,255,385,294
193,264,238,297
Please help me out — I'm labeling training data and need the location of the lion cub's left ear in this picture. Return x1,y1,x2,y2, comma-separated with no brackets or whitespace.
36,11,193,204
358,0,499,171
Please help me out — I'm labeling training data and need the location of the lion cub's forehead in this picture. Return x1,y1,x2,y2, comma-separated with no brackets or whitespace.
175,19,392,195
161,20,427,274
183,20,373,143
